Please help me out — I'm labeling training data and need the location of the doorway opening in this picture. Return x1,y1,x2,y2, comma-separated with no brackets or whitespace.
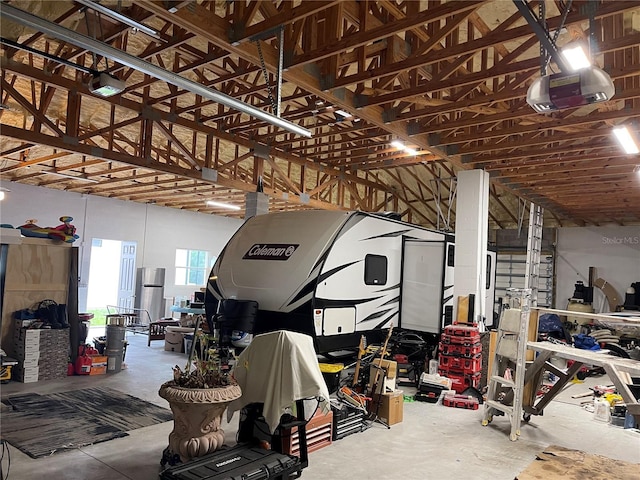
86,238,137,336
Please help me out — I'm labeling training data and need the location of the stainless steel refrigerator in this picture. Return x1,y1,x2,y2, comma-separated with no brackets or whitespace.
134,267,166,324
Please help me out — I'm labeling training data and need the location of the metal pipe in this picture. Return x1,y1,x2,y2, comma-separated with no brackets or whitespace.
74,0,161,40
0,37,95,74
2,4,312,138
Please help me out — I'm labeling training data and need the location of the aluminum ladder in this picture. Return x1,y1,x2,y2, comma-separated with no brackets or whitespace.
482,288,532,441
524,203,544,307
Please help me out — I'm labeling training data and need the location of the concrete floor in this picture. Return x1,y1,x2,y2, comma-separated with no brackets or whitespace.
1,331,638,480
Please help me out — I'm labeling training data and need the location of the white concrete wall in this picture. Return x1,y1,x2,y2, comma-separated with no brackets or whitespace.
556,225,640,312
0,182,243,311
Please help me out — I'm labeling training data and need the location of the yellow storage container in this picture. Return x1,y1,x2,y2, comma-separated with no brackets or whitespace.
318,363,344,393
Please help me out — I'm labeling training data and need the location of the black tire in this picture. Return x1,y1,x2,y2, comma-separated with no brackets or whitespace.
604,343,630,359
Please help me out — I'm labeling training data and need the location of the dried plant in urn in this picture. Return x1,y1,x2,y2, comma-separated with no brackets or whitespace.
159,330,241,464
171,333,236,389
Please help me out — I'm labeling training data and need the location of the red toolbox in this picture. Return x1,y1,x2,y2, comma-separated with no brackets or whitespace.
438,354,482,373
438,342,482,358
280,409,333,457
438,370,481,393
443,324,480,337
440,332,480,346
443,394,479,410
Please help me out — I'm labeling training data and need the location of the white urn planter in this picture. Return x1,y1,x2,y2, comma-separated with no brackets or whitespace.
159,382,242,462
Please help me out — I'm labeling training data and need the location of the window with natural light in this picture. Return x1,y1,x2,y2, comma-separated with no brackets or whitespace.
175,249,209,286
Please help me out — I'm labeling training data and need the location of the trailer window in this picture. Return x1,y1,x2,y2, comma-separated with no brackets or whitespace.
364,254,387,285
486,254,492,290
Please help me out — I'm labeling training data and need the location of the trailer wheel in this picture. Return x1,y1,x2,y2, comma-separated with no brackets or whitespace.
523,413,531,423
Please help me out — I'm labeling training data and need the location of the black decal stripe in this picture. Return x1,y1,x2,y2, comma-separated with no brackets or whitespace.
317,260,360,283
314,296,383,309
443,284,454,291
311,248,331,272
286,278,317,307
208,280,223,299
357,308,394,324
374,311,398,330
374,283,400,293
380,296,400,306
337,213,365,241
362,229,412,241
443,295,453,304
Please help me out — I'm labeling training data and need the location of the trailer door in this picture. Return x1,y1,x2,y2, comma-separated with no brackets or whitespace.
400,239,445,334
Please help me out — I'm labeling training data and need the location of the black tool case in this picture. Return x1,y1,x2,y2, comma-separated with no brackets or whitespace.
160,444,302,480
330,400,367,441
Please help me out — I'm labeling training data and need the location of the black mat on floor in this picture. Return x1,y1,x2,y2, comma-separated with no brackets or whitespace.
1,386,172,458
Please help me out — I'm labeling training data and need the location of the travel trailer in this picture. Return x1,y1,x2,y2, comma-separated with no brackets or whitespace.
206,210,495,353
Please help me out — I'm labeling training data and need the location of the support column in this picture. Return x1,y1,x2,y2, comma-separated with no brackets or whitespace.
245,192,269,219
453,169,490,325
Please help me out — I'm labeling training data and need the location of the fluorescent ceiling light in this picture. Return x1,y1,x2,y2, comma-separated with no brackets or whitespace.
613,126,640,154
561,44,591,71
47,171,99,182
391,140,418,156
334,109,352,118
206,200,241,210
0,191,5,201
404,147,418,156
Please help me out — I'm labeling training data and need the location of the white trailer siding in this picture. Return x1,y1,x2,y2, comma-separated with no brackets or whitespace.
208,209,493,352
212,210,349,311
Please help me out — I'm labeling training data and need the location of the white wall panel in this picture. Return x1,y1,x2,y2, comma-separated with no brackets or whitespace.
0,182,242,311
556,226,640,312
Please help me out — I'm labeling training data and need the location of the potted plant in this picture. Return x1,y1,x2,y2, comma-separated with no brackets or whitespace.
159,331,242,464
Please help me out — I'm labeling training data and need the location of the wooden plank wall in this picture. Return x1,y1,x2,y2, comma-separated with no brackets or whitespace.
1,238,71,357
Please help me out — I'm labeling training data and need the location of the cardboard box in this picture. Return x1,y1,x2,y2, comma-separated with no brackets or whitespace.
90,365,107,375
20,356,40,368
15,366,39,383
15,330,41,347
369,359,397,379
14,344,40,359
89,355,108,375
369,375,397,395
369,390,404,426
165,331,184,352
